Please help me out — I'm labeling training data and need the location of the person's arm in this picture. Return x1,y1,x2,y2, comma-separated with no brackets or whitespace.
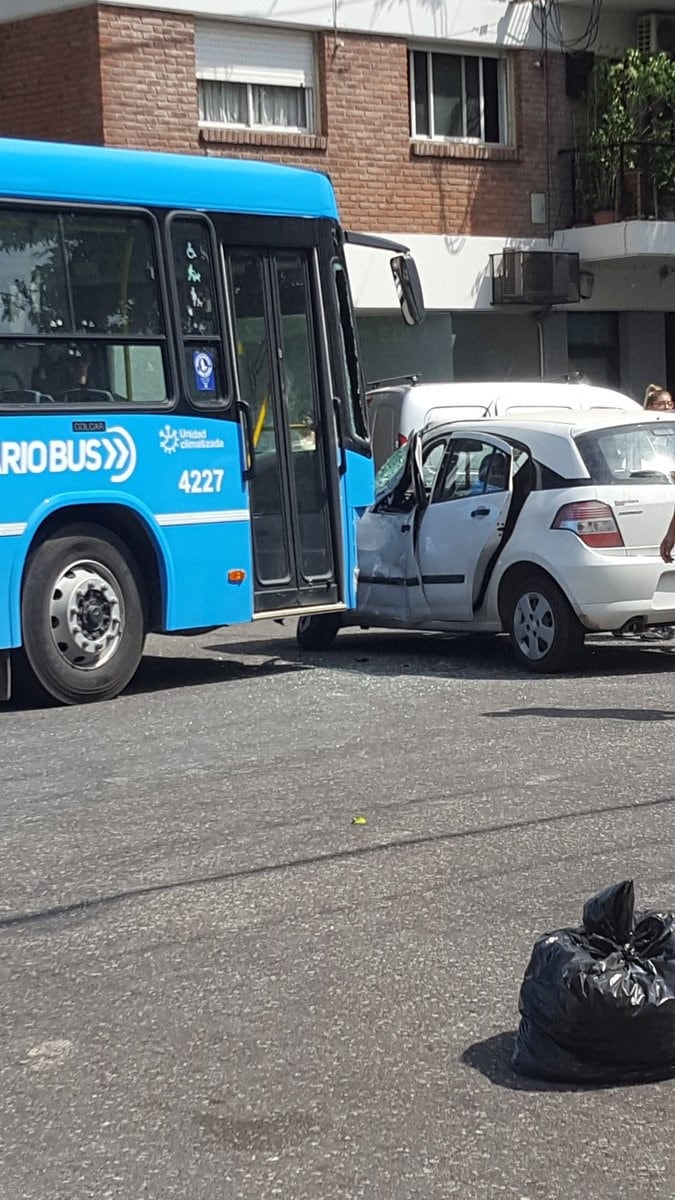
661,508,675,562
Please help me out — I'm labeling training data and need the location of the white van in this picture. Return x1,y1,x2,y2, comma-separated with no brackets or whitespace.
366,376,640,468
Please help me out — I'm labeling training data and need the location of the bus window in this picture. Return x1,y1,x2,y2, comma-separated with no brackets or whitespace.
63,211,162,336
332,261,368,441
169,217,229,408
276,252,332,581
0,211,68,334
229,251,292,587
0,208,170,406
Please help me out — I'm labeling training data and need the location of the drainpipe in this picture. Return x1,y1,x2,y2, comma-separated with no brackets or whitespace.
534,307,551,378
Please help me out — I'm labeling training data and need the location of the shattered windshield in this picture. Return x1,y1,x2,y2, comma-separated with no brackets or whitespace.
374,443,408,495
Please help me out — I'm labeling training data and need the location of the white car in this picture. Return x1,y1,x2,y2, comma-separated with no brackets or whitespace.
297,411,675,672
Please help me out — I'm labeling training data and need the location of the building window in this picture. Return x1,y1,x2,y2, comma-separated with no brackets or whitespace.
409,49,508,144
196,22,316,133
567,312,620,388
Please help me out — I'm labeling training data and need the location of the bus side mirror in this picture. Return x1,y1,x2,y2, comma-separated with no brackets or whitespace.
390,253,425,327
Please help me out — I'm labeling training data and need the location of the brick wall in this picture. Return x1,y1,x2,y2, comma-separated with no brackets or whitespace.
0,5,103,144
0,5,573,238
98,5,197,152
196,33,573,238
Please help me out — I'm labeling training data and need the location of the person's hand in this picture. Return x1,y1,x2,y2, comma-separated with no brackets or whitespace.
661,521,675,562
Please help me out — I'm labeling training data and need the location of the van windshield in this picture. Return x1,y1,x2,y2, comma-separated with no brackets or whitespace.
575,422,675,484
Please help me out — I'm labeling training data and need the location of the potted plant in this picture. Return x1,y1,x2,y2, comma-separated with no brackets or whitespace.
576,50,675,223
576,57,632,223
637,52,675,218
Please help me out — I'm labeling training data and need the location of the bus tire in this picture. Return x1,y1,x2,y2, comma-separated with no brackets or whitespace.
20,525,145,705
296,613,341,651
505,569,584,674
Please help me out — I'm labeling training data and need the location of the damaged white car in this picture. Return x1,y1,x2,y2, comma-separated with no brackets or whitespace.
297,412,675,672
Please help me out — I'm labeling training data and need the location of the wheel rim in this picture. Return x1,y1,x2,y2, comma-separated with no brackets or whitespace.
49,558,125,670
513,589,555,661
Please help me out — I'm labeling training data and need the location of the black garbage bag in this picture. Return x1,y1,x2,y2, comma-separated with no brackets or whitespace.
512,880,675,1084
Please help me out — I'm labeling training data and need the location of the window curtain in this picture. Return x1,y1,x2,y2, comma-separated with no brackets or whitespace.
198,80,311,130
252,84,306,128
198,81,246,125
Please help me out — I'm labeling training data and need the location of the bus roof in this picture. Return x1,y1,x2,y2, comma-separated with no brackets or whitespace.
0,136,340,221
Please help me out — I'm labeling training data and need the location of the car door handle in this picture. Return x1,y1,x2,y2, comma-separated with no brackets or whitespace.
471,507,490,517
400,523,411,532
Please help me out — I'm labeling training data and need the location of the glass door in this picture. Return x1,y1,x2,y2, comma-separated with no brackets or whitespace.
228,248,339,613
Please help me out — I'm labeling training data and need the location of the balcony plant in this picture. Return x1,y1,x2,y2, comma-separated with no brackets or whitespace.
640,52,675,217
577,50,675,222
576,56,633,221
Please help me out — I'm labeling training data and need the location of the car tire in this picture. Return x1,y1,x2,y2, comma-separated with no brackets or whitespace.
296,613,342,651
505,570,584,674
20,524,145,705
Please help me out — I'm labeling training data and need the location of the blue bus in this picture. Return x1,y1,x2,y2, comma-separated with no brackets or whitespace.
0,137,423,704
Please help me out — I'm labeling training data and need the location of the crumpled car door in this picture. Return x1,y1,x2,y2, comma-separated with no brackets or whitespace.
356,433,428,624
415,433,516,622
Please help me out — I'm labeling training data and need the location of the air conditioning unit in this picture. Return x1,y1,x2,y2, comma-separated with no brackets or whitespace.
636,13,675,54
491,251,581,306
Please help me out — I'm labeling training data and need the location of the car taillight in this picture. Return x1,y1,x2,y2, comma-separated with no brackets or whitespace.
397,433,408,448
551,500,624,548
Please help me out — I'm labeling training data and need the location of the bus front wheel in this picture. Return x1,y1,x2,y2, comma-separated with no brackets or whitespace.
20,525,145,705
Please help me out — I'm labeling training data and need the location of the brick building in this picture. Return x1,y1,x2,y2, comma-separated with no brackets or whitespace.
2,0,675,394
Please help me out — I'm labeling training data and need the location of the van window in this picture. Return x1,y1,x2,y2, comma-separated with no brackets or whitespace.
372,403,396,468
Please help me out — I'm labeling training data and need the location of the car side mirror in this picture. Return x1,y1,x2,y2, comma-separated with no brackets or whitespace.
390,254,425,327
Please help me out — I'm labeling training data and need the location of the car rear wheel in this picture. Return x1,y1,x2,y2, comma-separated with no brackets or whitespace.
505,571,584,673
20,525,145,705
296,613,342,651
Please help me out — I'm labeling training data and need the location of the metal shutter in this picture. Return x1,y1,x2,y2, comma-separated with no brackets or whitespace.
195,21,315,88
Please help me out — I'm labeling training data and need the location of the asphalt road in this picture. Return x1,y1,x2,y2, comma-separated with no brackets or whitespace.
1,623,674,1200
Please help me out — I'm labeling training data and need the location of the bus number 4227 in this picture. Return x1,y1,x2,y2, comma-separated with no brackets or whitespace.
178,468,224,495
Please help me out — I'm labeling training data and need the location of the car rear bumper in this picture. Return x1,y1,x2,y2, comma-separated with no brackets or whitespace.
564,559,675,631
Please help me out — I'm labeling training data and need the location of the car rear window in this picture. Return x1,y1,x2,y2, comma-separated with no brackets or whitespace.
575,422,675,484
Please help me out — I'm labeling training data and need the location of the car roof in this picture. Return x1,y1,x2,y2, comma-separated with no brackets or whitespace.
422,410,675,479
426,410,669,436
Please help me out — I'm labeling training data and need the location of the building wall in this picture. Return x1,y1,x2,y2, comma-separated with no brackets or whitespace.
0,5,573,240
0,5,103,144
0,1,638,59
98,6,198,151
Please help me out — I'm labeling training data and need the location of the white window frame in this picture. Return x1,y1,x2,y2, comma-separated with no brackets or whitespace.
197,79,316,135
409,47,510,146
196,22,317,135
